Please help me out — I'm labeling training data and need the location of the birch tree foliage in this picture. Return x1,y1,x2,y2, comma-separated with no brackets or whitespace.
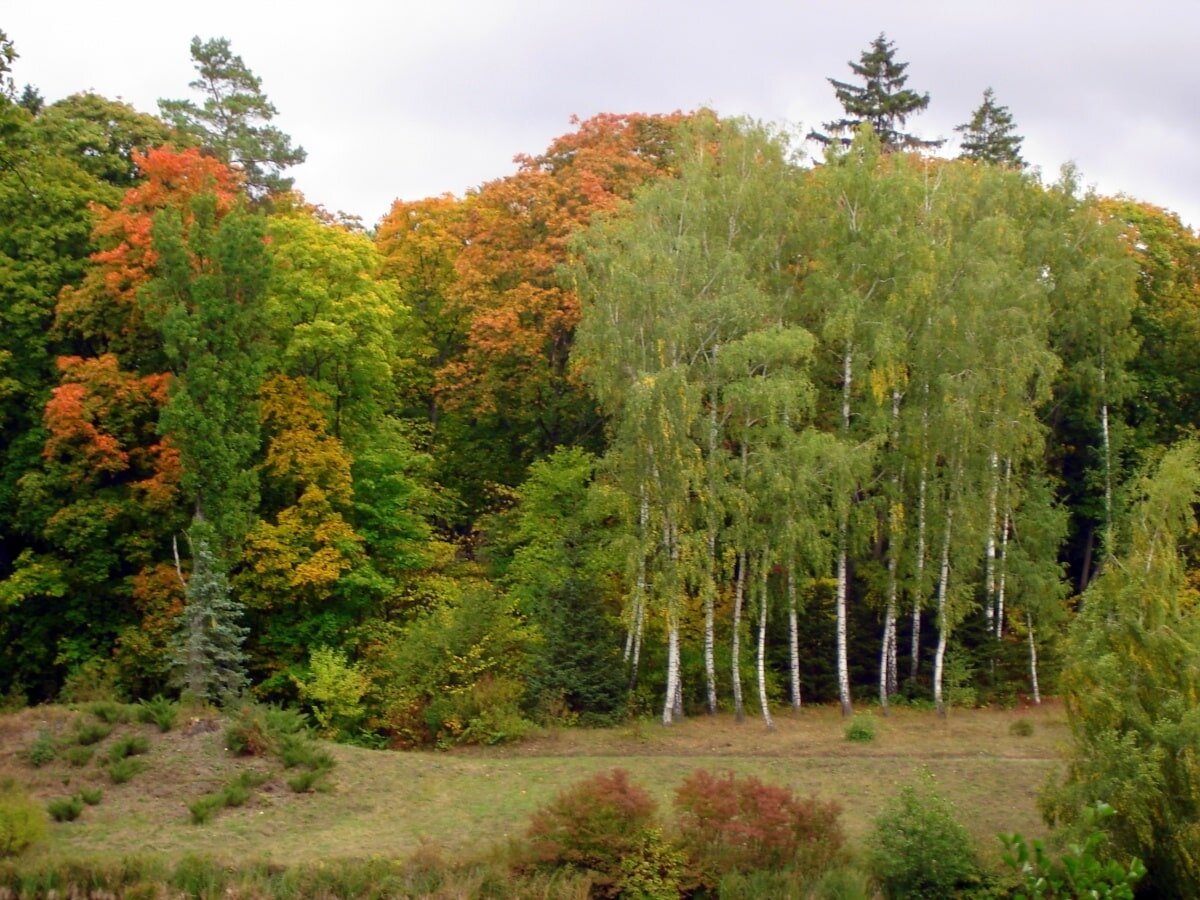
573,117,800,721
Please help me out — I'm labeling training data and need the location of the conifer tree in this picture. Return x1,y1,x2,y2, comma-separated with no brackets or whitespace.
811,33,943,151
159,37,305,199
173,537,248,702
956,88,1025,167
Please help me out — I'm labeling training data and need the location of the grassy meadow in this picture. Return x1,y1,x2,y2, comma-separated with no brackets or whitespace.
0,700,1066,888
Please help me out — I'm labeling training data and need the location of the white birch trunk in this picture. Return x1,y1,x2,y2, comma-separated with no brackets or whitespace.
756,553,774,730
1027,611,1041,705
662,613,679,726
933,503,954,718
788,564,801,711
704,393,720,714
836,341,853,718
984,450,1000,631
704,530,717,715
1099,354,1114,562
880,552,898,714
732,549,746,723
910,463,928,682
996,458,1012,639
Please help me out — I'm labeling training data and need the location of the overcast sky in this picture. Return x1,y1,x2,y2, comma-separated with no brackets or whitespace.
7,1,1199,231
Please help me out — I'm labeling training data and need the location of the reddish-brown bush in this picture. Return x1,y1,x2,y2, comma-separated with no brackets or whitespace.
673,769,845,881
525,768,658,875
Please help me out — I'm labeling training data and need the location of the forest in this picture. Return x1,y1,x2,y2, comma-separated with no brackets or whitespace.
1,28,1199,895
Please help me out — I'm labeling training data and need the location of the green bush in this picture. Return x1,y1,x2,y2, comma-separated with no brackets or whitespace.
188,793,224,825
136,695,179,732
615,827,685,899
107,734,151,762
224,702,307,757
1009,718,1034,737
47,795,84,823
1001,802,1145,899
844,716,876,743
64,745,94,767
79,787,103,806
89,701,132,725
294,646,371,738
525,768,658,877
27,730,56,767
287,769,331,794
108,757,147,784
0,785,48,857
74,721,113,746
866,776,982,898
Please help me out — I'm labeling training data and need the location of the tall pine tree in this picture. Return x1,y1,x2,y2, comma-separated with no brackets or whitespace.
956,88,1025,167
811,33,943,151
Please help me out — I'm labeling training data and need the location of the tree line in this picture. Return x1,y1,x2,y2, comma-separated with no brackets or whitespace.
0,21,1196,746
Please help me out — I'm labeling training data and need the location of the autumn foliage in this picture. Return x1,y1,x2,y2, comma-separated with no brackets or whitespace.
673,770,846,880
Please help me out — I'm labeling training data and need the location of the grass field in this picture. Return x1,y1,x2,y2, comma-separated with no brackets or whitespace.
0,699,1067,877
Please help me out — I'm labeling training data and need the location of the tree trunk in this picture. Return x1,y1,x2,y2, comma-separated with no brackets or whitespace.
880,551,898,714
933,503,954,718
910,463,928,682
662,612,680,726
1027,611,1041,705
704,530,718,715
996,458,1012,639
788,564,801,711
1099,353,1113,562
984,450,1000,631
757,552,774,730
732,549,746,723
835,340,854,724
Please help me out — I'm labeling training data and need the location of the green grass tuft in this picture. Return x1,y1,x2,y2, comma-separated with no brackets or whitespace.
844,716,876,743
46,796,83,823
107,734,151,763
107,758,147,785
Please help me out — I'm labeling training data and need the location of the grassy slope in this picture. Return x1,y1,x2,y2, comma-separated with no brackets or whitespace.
0,702,1067,869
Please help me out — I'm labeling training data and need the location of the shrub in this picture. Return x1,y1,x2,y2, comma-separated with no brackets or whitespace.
47,795,84,823
108,734,151,762
27,730,56,767
1001,802,1145,899
295,646,371,738
79,787,103,806
74,721,113,746
65,745,94,767
108,757,147,784
525,768,658,876
866,776,981,898
137,695,179,732
287,769,333,794
278,734,333,772
225,702,307,757
89,701,132,724
0,785,48,857
845,716,876,743
188,793,224,825
1009,718,1034,737
615,827,686,899
673,769,845,881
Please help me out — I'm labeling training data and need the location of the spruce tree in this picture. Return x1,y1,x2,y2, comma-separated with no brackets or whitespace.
811,33,943,151
956,88,1025,167
173,537,249,702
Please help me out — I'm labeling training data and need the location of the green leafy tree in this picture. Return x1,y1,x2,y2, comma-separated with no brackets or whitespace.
956,87,1025,167
35,93,178,188
495,446,626,722
1046,441,1200,894
811,33,943,151
159,36,306,199
146,193,271,552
